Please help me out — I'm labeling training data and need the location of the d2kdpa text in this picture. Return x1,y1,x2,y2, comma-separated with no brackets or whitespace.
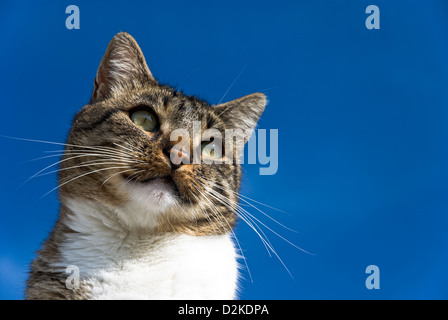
222,304,269,315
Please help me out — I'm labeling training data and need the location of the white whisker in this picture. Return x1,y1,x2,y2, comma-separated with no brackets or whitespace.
101,168,138,187
217,65,247,105
213,183,297,233
42,165,131,198
34,160,134,178
192,181,253,283
197,178,314,279
21,152,140,187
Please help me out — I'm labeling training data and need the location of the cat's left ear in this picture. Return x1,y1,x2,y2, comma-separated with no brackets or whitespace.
91,32,156,102
214,93,267,142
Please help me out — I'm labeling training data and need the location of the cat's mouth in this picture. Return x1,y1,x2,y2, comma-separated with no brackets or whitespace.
122,172,201,207
118,173,183,215
138,176,173,185
123,174,181,198
125,174,176,187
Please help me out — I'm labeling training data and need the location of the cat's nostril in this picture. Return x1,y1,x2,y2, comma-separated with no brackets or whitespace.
163,146,189,170
162,146,172,158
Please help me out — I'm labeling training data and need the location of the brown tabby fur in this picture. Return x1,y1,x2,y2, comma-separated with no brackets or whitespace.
26,32,266,299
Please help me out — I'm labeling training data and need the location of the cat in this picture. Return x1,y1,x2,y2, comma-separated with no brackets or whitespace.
25,32,266,299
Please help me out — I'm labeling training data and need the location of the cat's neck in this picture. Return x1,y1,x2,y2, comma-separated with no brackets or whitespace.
51,197,239,299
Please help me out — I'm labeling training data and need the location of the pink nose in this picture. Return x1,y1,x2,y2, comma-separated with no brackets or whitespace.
163,145,190,170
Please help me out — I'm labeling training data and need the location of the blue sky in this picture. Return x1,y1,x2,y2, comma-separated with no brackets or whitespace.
1,0,448,299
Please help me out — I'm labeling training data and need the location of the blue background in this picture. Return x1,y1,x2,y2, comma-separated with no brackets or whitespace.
1,1,447,299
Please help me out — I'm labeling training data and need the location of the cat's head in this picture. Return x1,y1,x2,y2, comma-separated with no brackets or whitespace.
59,32,266,234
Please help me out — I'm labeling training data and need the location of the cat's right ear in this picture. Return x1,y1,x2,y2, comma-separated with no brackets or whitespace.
91,32,156,102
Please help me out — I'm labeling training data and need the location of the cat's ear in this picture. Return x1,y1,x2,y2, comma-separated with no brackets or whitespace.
214,93,267,142
91,32,155,102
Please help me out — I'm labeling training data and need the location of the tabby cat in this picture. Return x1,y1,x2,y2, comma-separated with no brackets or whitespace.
25,32,266,299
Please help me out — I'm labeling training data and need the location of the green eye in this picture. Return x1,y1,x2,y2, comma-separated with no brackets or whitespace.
130,109,158,132
201,141,221,159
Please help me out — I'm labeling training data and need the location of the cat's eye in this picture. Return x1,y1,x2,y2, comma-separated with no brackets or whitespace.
130,109,159,132
201,141,221,159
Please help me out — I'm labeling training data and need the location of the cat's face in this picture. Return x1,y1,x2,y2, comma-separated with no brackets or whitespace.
59,32,266,235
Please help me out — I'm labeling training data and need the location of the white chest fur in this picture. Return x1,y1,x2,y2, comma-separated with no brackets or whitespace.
54,199,239,300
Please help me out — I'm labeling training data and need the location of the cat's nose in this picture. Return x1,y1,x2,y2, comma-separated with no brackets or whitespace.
162,145,190,170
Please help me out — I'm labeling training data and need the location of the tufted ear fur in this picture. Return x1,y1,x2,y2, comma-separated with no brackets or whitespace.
214,93,267,143
91,32,156,102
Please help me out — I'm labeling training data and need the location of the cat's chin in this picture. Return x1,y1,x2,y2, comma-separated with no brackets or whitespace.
114,176,181,229
110,178,181,229
126,177,178,208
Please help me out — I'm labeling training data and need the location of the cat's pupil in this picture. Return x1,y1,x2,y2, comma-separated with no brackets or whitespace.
201,140,220,159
